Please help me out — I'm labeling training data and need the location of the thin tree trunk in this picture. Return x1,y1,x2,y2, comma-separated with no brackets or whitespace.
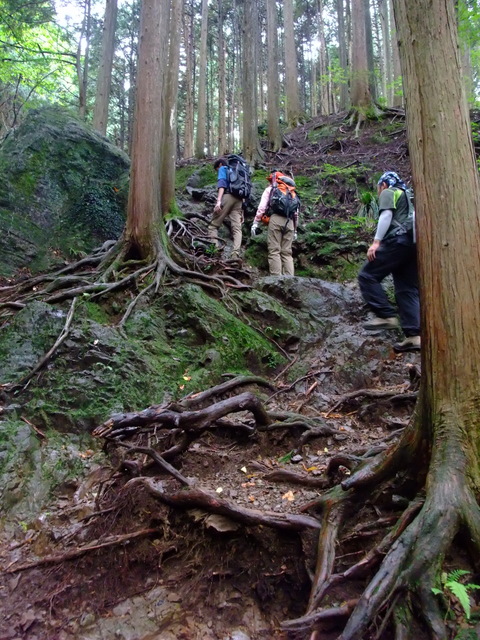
379,0,392,104
217,0,227,155
364,0,377,102
183,3,194,159
195,0,208,158
160,0,182,213
76,0,92,119
350,0,372,111
126,1,138,154
283,0,301,126
242,0,263,162
390,0,402,107
92,0,118,135
317,0,329,115
266,0,282,151
337,0,349,110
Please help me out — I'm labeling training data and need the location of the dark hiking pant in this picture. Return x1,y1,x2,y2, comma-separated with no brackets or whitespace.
358,237,420,337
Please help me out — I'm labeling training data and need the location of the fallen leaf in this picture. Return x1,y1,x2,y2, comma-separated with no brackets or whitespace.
282,491,295,502
204,514,240,532
248,495,255,502
240,466,247,473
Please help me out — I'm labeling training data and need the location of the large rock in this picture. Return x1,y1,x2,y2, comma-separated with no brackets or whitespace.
0,106,130,277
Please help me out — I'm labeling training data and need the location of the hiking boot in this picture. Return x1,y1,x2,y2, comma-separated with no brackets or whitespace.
363,316,399,330
393,336,421,353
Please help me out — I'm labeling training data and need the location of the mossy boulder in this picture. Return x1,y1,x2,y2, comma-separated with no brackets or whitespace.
0,106,130,277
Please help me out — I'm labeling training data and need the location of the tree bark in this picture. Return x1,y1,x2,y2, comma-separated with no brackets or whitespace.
92,0,118,135
350,0,372,112
394,0,480,482
266,0,282,151
242,0,263,163
124,0,169,259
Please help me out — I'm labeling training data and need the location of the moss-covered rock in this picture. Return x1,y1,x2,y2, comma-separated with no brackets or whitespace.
0,418,98,523
0,106,130,276
0,284,285,432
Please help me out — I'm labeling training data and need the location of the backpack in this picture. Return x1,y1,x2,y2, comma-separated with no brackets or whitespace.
267,172,300,220
227,154,252,200
390,187,416,242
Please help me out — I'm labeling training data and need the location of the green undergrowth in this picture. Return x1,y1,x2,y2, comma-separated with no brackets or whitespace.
175,163,218,191
295,216,372,281
306,124,336,142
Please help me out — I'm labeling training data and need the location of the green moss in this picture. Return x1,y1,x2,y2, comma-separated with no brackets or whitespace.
0,106,129,275
7,286,285,430
320,162,370,184
195,164,217,188
79,300,111,325
175,166,197,191
307,125,335,141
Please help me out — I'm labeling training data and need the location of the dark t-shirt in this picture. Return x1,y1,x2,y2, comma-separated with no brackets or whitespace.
379,187,409,240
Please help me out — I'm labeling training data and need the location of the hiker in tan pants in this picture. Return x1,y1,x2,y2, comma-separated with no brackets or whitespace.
267,212,295,275
209,157,243,260
208,192,243,259
251,171,299,275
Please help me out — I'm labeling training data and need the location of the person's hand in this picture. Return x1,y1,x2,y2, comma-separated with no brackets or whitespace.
251,222,259,237
367,240,380,261
214,202,222,213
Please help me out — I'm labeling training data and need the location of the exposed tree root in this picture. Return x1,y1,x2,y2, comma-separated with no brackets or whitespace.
326,383,416,415
127,477,321,532
262,468,330,489
6,527,160,573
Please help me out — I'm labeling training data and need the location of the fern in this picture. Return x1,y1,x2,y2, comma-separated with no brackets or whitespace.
447,580,472,619
432,569,480,620
447,569,470,583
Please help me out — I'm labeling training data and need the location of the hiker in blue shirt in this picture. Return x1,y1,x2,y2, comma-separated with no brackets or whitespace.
208,157,243,261
358,171,420,353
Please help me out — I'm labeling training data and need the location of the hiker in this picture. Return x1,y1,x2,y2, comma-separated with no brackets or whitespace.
358,171,421,353
208,157,244,261
250,170,299,276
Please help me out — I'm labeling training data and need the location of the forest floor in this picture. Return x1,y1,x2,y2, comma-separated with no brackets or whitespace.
0,337,421,640
1,112,458,640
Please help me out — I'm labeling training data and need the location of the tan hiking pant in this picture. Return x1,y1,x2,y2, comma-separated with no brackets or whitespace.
267,213,294,275
208,193,243,258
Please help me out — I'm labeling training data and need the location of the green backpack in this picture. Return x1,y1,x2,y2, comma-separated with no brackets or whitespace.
390,187,416,242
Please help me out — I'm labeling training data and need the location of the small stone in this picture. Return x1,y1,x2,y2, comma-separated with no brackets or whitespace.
79,612,95,627
167,592,181,603
291,454,303,463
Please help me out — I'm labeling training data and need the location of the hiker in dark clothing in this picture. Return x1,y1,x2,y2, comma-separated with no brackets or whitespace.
208,157,243,260
358,171,421,353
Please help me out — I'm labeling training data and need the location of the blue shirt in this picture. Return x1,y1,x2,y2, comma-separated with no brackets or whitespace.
217,165,229,190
